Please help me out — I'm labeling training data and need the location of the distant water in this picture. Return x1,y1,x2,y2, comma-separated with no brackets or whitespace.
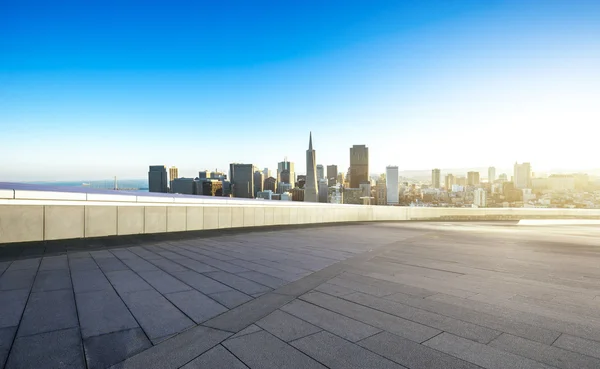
26,180,149,191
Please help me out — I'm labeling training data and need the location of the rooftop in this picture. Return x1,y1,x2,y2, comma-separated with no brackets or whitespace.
1,222,600,368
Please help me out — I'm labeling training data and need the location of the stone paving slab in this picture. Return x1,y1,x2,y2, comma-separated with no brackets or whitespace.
2,222,600,369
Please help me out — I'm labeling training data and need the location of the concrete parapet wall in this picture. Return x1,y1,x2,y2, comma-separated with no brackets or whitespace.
2,192,600,244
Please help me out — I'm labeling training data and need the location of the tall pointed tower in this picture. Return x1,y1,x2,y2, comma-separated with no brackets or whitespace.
304,132,319,202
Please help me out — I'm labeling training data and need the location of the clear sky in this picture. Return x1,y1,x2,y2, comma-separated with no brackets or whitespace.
1,0,599,181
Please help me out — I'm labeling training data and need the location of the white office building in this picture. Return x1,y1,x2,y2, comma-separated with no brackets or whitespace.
473,188,486,207
386,166,399,205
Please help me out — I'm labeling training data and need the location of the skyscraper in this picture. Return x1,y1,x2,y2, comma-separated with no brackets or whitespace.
264,176,277,192
263,168,271,180
229,163,255,198
445,174,455,190
349,145,369,188
514,162,531,189
277,159,295,185
169,166,179,182
327,165,338,187
467,171,480,186
432,169,441,189
253,170,264,197
148,165,168,193
304,132,319,202
488,167,496,183
316,165,324,181
386,166,399,205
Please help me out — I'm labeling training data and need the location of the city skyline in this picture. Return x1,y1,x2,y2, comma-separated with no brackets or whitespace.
2,1,600,181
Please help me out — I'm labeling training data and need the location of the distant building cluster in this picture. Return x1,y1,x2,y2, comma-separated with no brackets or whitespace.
148,134,600,209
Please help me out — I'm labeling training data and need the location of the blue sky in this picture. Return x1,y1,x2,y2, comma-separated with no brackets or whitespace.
1,0,599,180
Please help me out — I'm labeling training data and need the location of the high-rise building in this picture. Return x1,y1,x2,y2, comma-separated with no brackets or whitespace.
456,177,467,186
326,165,338,187
198,170,209,179
337,172,345,187
445,174,455,191
432,169,441,189
349,145,369,188
386,166,399,205
277,159,295,185
473,188,487,207
148,165,168,193
169,166,178,183
499,173,508,182
264,177,277,192
514,162,531,189
171,177,197,195
263,168,271,180
253,171,264,197
296,175,306,188
375,178,387,205
467,171,480,186
316,165,325,181
304,132,319,202
318,180,328,203
488,167,496,183
229,163,255,198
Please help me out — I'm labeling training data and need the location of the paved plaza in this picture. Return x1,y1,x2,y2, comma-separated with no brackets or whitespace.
2,221,600,368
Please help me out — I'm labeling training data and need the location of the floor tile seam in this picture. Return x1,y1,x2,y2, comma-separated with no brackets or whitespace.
150,245,278,295
358,330,489,369
3,251,43,366
424,328,566,369
127,248,236,309
104,249,199,330
170,244,241,263
316,290,509,344
226,327,335,369
89,253,154,346
66,253,90,369
493,331,600,363
0,259,15,279
219,344,251,369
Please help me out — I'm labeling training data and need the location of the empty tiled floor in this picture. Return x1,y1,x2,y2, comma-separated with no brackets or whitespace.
2,222,600,368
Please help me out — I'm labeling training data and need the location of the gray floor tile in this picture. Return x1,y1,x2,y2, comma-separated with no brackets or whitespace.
0,261,10,276
147,258,189,273
72,268,113,293
105,270,153,295
32,269,71,292
314,282,356,297
360,331,482,369
171,258,218,273
204,293,294,333
334,291,498,343
110,250,138,260
6,327,85,369
230,324,263,339
95,257,129,272
0,326,16,367
68,257,99,271
204,271,272,295
424,332,553,369
118,257,158,273
6,259,40,272
236,271,288,289
39,255,68,271
554,334,600,360
208,290,253,309
84,328,151,369
0,269,36,291
489,333,600,369
165,289,227,324
76,289,139,338
193,257,250,274
17,290,78,337
172,270,232,294
111,325,231,369
120,289,195,342
128,246,162,260
257,310,321,342
182,345,248,369
291,331,403,369
0,289,29,328
281,300,381,342
224,330,327,369
137,270,192,294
